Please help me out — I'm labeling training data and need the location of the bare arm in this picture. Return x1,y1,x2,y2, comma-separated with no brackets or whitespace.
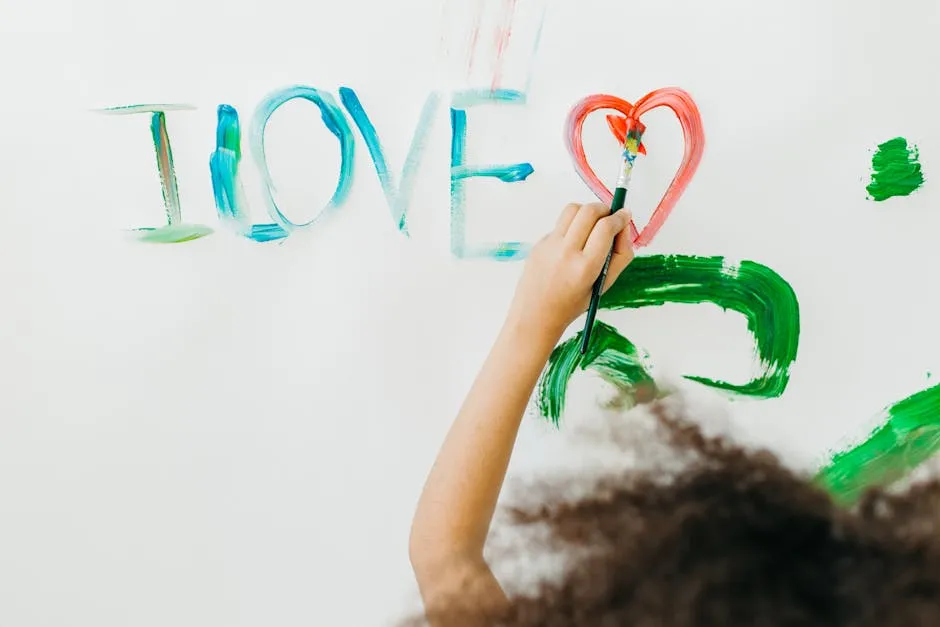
409,202,635,619
409,316,559,614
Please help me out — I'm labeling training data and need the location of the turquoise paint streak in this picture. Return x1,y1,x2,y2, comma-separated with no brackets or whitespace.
451,164,535,181
249,86,355,233
210,105,289,242
339,87,440,235
451,89,526,108
450,89,534,261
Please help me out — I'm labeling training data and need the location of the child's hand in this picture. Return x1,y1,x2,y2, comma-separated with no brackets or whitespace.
507,202,634,341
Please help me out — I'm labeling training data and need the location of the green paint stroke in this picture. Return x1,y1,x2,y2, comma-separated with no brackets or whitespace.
135,223,215,243
816,383,940,505
866,137,925,202
539,321,656,426
537,255,800,424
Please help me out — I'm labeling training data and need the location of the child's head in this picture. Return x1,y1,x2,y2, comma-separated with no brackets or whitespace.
404,401,940,626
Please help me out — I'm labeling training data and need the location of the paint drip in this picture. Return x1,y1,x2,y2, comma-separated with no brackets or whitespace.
866,137,925,202
537,254,801,425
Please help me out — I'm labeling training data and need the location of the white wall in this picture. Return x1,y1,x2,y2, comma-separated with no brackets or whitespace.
2,0,939,624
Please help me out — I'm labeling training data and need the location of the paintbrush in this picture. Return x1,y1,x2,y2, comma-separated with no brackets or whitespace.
579,117,644,355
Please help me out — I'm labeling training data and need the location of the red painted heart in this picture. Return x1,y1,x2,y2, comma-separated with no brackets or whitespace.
565,88,705,247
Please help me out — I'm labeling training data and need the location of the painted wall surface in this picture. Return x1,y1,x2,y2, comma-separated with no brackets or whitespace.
2,0,939,624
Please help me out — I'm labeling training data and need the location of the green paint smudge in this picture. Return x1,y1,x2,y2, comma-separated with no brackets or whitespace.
866,137,925,202
134,224,215,243
816,383,940,505
538,321,657,426
537,255,800,424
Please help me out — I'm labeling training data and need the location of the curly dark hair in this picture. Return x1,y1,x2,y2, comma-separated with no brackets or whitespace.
400,401,940,626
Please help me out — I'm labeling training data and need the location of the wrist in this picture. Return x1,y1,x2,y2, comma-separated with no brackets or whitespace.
499,308,566,356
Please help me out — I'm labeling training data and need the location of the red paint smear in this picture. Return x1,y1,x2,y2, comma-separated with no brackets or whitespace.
467,25,481,73
466,1,485,75
565,89,705,247
490,0,517,90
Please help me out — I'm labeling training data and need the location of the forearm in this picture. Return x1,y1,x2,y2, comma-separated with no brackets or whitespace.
410,314,560,566
409,202,632,621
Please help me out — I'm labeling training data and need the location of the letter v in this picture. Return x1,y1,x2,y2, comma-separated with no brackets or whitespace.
339,87,440,235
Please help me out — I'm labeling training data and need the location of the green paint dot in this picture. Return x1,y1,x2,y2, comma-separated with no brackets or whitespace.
866,136,925,202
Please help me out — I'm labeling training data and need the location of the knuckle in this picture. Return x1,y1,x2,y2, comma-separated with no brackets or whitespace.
576,203,599,220
588,203,609,217
599,218,619,236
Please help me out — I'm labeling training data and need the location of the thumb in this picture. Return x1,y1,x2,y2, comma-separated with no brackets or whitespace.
583,210,630,268
613,211,634,256
602,218,635,293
